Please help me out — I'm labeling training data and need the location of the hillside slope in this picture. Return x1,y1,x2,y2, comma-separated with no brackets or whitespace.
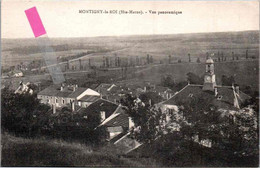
1,133,148,167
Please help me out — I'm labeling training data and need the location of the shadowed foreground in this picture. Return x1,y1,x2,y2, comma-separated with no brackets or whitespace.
1,133,147,167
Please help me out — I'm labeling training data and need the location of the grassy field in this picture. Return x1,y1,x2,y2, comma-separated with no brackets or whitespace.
1,30,258,94
1,133,156,167
1,30,259,68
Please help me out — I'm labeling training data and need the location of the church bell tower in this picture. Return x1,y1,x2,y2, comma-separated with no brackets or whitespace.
203,57,216,91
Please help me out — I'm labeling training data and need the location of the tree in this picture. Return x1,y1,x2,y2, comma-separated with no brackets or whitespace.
139,92,164,105
161,74,175,88
150,56,153,64
79,59,82,70
186,72,203,84
46,106,108,145
1,88,50,136
121,94,166,144
147,54,150,64
221,75,235,86
125,93,258,167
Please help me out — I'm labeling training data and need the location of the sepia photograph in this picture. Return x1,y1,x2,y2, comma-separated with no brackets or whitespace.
1,0,259,167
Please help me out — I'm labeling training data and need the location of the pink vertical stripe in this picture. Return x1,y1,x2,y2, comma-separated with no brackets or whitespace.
25,7,46,38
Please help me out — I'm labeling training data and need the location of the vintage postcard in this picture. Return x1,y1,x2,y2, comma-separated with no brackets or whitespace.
1,0,259,167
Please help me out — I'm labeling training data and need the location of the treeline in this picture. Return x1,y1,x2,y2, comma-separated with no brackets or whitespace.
1,88,106,146
10,45,71,55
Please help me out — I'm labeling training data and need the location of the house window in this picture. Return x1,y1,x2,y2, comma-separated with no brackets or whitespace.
56,99,58,103
62,99,65,104
168,109,174,114
47,99,50,103
217,95,223,100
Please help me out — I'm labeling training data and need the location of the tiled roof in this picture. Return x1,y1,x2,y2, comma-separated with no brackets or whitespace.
38,85,87,98
104,111,129,129
68,88,88,98
78,99,118,118
162,84,251,110
78,95,100,102
38,85,60,96
107,126,124,132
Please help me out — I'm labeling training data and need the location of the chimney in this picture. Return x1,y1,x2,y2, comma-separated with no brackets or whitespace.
214,88,218,96
60,86,63,91
100,111,106,122
71,100,75,112
73,86,76,91
53,104,56,114
144,86,146,92
149,99,152,106
129,117,134,130
235,86,240,95
232,85,240,109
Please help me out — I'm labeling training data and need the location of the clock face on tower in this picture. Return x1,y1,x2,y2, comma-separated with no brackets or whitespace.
205,75,211,82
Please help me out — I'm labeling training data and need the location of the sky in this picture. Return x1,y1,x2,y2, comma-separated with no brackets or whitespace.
1,0,259,38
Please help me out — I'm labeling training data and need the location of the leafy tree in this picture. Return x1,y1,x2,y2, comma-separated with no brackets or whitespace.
44,108,107,145
168,55,172,64
175,97,258,166
174,81,188,91
139,92,164,105
1,88,50,136
121,94,166,144
161,74,175,88
221,75,235,86
2,88,107,146
125,93,259,167
186,72,203,84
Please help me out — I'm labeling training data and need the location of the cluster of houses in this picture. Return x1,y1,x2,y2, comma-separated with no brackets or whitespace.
35,78,176,152
2,70,24,79
14,57,252,153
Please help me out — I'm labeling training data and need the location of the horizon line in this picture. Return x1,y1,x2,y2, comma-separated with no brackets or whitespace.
2,29,259,40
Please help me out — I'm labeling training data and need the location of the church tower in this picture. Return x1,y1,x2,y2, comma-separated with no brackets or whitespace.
202,57,216,91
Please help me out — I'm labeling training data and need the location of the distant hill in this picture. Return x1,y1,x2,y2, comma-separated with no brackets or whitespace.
1,30,259,67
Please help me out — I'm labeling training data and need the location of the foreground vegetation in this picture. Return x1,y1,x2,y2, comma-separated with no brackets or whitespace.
1,133,151,167
122,93,259,167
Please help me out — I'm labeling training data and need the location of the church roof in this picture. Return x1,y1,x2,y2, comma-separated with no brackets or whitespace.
162,84,250,110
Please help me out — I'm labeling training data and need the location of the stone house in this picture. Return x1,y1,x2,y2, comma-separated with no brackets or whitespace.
37,84,100,112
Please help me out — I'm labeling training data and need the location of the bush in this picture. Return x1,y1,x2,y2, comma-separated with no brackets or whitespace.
1,88,107,146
